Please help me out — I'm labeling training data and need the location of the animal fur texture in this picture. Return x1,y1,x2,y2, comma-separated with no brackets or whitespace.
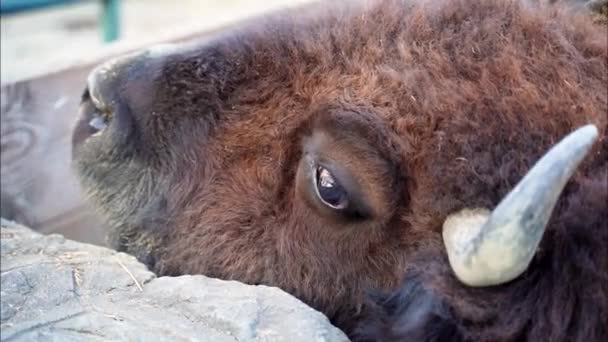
72,0,607,340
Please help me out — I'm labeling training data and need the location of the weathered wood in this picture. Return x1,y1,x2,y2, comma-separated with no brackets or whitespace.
1,64,108,245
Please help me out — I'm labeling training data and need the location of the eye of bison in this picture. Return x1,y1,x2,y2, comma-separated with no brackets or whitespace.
296,154,372,221
296,130,378,221
315,166,348,209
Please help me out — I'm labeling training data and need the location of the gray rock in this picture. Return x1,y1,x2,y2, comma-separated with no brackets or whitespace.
0,218,349,342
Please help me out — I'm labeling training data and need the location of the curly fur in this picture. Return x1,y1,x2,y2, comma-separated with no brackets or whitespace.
72,0,607,340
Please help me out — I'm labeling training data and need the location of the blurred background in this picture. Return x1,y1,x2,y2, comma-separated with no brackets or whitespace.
1,0,316,84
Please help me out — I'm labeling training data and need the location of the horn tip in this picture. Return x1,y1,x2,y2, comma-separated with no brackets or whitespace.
579,124,599,140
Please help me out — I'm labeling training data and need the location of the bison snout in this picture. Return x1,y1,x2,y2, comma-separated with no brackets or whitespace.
89,48,164,131
72,45,184,157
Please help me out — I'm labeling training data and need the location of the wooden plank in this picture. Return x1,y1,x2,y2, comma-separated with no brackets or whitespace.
1,64,108,245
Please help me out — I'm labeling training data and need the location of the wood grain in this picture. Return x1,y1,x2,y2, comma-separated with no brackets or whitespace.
1,64,108,245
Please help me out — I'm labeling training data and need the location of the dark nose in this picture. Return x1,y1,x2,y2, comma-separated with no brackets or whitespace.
87,45,181,116
88,47,170,126
72,44,185,152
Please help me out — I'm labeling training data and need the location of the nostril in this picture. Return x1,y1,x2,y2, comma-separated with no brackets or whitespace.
73,49,162,156
73,44,184,156
89,114,109,132
82,51,148,131
85,44,185,121
87,48,162,116
77,88,109,133
86,53,133,112
72,88,101,153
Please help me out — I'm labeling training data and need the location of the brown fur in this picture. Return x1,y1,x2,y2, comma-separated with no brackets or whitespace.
72,0,608,340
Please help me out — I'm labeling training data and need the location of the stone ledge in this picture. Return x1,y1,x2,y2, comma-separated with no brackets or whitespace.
0,218,349,342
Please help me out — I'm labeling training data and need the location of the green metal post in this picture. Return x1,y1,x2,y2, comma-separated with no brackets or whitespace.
101,0,120,42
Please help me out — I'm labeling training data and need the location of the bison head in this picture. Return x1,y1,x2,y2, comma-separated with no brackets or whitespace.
72,0,607,339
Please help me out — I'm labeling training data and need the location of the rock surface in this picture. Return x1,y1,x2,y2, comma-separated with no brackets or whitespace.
0,218,349,342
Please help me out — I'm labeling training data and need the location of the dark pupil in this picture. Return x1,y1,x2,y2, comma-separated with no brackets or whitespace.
316,167,346,207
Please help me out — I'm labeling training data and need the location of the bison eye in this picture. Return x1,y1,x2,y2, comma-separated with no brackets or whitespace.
315,166,348,210
296,139,374,221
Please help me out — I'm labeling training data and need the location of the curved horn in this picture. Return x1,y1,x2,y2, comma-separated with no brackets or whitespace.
443,124,599,287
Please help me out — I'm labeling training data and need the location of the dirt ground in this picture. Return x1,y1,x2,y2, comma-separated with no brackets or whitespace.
1,0,314,84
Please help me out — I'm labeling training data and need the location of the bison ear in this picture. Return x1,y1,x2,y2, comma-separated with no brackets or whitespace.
443,124,599,287
353,276,464,342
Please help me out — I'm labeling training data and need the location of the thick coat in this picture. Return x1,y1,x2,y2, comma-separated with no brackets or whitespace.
72,0,607,340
